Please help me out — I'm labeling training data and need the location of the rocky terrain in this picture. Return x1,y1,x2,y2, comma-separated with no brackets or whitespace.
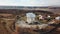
0,7,60,34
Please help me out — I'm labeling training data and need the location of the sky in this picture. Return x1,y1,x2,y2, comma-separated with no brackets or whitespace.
0,0,60,6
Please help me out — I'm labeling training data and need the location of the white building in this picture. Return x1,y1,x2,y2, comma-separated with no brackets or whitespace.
55,16,60,20
39,15,44,20
26,13,36,24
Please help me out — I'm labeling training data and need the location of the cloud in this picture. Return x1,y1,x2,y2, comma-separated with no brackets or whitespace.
0,0,60,6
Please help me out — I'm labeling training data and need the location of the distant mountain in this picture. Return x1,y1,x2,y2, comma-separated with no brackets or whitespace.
0,6,59,14
0,6,59,9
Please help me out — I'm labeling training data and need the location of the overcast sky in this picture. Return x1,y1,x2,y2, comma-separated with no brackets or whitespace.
0,0,60,6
